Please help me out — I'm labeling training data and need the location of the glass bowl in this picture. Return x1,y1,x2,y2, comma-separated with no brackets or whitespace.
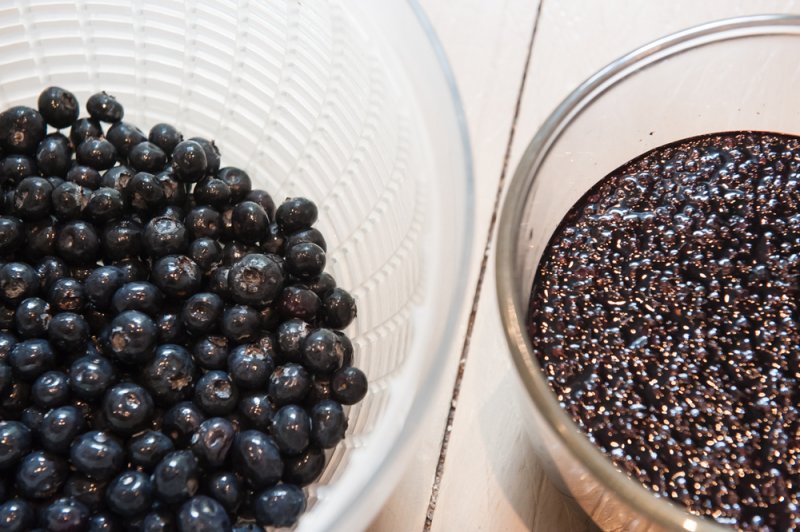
496,14,800,532
0,1,473,530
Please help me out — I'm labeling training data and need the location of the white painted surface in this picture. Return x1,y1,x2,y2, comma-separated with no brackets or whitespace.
373,2,800,531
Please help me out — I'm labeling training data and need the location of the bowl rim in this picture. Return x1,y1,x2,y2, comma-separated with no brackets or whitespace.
496,13,800,532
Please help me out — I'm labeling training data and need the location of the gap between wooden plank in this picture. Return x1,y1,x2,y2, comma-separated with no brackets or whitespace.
422,2,544,529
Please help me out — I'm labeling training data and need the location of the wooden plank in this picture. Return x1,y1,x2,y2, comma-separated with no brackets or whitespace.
368,0,540,530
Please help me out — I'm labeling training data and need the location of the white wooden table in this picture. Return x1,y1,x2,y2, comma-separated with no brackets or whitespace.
370,2,800,530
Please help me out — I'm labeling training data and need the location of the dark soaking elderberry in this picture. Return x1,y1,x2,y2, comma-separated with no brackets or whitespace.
527,131,800,530
0,86,368,529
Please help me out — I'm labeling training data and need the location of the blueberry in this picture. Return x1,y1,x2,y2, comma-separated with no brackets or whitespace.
171,140,207,183
39,405,86,454
185,206,221,239
260,223,286,256
148,123,183,155
111,282,163,316
31,370,70,408
192,335,229,370
207,266,231,299
221,304,260,344
305,377,332,407
176,496,230,532
42,497,90,532
0,106,46,155
193,178,231,209
69,117,103,146
77,138,118,170
232,430,282,489
271,404,310,456
105,471,152,517
268,364,310,406
162,401,205,446
86,92,124,122
102,382,154,434
181,292,223,335
56,220,100,264
51,181,89,220
310,400,347,449
105,121,146,158
188,237,222,271
127,430,174,472
63,474,109,511
0,262,38,305
205,471,241,513
66,165,102,189
322,287,357,329
48,277,85,312
0,499,35,532
0,216,24,256
286,227,327,252
128,172,166,213
48,311,90,353
155,170,186,206
228,343,274,390
100,165,135,194
231,201,268,244
0,421,31,470
0,155,36,187
0,306,15,335
188,137,220,175
13,176,52,220
227,253,283,306
277,285,321,322
102,219,143,261
301,328,345,375
14,297,51,338
38,87,80,129
86,187,124,222
105,310,157,364
70,431,125,480
238,393,274,432
0,333,14,363
242,189,274,219
23,217,57,260
85,266,126,310
253,484,306,528
9,339,55,380
151,255,201,298
152,450,199,504
276,319,311,362
141,508,175,532
282,446,325,486
275,197,318,233
194,370,238,416
69,355,114,400
15,451,67,499
35,133,73,177
285,242,326,279
331,366,368,405
113,257,149,283
222,240,257,266
87,513,119,532
156,310,185,344
190,417,235,468
141,344,195,404
128,142,166,173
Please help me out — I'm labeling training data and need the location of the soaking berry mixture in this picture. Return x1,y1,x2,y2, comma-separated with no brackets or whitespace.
528,132,800,529
0,87,366,531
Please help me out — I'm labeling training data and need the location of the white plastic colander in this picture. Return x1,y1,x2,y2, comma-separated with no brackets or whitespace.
0,1,472,530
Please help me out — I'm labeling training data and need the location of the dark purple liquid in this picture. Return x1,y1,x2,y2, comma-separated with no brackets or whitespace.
527,132,800,529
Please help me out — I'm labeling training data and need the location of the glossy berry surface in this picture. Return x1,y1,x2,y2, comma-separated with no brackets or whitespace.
0,88,366,527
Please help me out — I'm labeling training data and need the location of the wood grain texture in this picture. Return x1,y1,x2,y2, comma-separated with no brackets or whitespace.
368,0,540,530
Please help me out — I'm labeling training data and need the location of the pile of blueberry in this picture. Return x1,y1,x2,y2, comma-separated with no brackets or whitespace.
0,87,367,531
